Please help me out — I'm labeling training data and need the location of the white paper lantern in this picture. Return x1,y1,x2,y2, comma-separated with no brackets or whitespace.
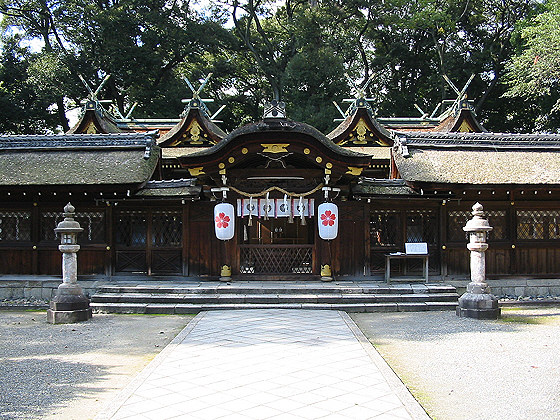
318,202,338,240
214,202,235,240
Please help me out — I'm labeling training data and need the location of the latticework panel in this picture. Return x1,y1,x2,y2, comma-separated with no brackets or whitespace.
240,246,313,274
115,251,147,272
151,250,182,274
447,210,471,241
517,210,560,240
370,210,400,247
41,212,64,241
115,211,148,247
152,211,182,247
406,210,437,244
448,210,507,242
0,211,31,241
40,210,105,243
76,212,105,243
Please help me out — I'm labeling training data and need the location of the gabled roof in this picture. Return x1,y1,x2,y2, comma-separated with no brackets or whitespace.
0,133,159,188
67,100,123,134
432,102,486,133
327,99,393,146
377,101,486,133
178,117,372,179
158,100,226,148
393,132,560,186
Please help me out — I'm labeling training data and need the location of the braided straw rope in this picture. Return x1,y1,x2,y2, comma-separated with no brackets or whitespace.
227,183,324,198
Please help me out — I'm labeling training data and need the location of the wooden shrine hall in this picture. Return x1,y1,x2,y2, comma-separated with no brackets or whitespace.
2,77,560,296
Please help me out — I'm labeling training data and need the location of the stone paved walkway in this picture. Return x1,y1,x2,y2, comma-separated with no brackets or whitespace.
96,310,428,420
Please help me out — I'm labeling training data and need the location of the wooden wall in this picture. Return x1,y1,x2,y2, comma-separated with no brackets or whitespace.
3,198,560,279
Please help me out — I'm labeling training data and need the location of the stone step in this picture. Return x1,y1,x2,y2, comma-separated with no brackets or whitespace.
94,284,456,296
91,292,459,305
90,301,458,314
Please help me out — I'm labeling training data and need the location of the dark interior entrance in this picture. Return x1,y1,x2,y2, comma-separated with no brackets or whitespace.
114,209,183,275
239,217,314,274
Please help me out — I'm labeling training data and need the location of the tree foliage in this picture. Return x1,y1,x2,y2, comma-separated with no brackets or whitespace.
0,0,545,134
503,0,560,131
0,36,59,133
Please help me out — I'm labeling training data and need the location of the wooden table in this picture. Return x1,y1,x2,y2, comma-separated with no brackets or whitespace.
385,253,429,283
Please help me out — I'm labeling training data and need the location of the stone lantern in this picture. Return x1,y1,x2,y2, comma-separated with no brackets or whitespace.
456,202,500,319
47,203,92,324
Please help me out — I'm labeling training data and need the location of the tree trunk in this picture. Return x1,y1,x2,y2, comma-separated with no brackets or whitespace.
57,96,70,132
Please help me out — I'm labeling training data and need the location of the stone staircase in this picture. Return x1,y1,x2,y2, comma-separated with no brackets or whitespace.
90,281,458,314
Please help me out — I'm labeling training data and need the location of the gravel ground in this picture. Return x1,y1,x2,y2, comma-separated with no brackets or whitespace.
352,307,560,420
0,311,192,420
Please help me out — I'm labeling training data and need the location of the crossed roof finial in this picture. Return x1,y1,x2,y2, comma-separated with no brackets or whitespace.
181,73,226,122
332,74,377,121
78,73,111,103
431,74,476,119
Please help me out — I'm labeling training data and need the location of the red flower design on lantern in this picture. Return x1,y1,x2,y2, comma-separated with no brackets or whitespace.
215,212,230,229
321,210,336,226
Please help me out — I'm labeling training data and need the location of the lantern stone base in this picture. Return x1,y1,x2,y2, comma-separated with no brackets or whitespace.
47,284,92,324
456,292,500,320
47,307,92,324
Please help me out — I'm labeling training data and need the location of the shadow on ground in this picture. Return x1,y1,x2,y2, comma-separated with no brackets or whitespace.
0,311,191,419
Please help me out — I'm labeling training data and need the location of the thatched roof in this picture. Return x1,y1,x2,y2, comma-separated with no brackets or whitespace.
353,179,416,196
394,132,560,185
135,179,201,198
0,133,158,187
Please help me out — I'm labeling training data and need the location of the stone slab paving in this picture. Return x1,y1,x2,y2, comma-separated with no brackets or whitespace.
96,309,428,420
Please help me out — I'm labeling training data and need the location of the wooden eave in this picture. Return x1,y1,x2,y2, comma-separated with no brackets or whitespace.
177,119,372,182
327,107,394,147
158,106,226,148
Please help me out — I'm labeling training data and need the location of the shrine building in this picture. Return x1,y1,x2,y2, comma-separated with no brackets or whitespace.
2,79,560,304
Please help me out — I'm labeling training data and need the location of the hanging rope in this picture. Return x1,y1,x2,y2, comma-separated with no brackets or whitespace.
227,183,324,198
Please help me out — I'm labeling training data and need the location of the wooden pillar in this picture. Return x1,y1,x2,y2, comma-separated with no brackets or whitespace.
31,202,39,275
105,203,113,276
182,203,189,276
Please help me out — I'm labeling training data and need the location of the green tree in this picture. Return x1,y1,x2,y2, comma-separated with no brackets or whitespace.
0,36,59,133
503,0,560,131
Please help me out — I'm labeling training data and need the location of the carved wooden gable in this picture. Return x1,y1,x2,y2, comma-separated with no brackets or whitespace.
158,106,225,148
327,105,393,148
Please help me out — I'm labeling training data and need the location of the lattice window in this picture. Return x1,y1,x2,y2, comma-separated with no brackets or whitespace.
487,210,507,240
152,211,182,247
76,212,105,243
517,210,560,240
41,212,64,241
448,209,507,241
370,210,400,247
115,211,147,247
41,210,105,243
0,211,31,241
406,210,437,244
447,210,470,241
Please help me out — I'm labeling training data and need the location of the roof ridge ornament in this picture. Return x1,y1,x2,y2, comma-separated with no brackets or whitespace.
435,74,476,120
333,74,376,121
263,99,287,119
78,74,115,118
180,73,225,123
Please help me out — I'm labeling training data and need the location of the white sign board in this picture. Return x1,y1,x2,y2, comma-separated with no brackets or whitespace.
405,242,428,255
